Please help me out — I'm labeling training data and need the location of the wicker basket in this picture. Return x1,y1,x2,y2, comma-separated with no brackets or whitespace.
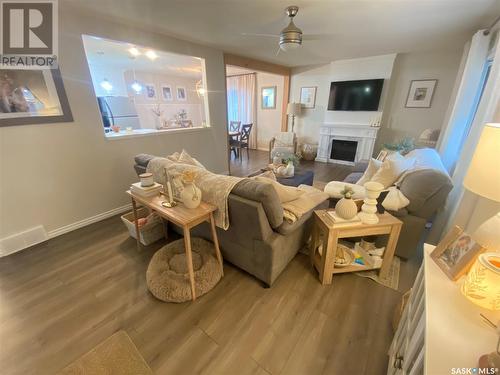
121,207,165,246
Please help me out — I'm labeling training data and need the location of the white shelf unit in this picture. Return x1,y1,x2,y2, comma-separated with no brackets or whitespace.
388,244,500,375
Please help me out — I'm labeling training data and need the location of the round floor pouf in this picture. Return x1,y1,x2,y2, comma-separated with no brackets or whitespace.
146,237,222,303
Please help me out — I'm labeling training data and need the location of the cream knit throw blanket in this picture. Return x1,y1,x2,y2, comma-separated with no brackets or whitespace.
147,158,242,230
282,185,329,223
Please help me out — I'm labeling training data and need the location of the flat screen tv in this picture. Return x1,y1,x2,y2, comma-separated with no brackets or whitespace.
327,79,384,111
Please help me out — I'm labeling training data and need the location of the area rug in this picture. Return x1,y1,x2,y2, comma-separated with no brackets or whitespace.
58,331,152,375
146,237,222,303
355,256,400,291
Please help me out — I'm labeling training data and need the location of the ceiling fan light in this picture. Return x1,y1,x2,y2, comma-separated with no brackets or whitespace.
280,41,300,51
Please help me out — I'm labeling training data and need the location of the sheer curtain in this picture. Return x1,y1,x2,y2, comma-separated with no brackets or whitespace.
429,28,500,242
226,73,257,149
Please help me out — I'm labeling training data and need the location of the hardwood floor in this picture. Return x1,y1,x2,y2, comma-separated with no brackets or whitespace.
0,153,421,374
0,212,421,375
229,149,355,187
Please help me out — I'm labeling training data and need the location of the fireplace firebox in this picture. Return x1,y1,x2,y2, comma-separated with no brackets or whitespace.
330,139,358,162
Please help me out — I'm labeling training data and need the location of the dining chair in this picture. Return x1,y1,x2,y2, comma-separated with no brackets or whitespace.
229,121,241,132
230,123,253,161
229,121,242,159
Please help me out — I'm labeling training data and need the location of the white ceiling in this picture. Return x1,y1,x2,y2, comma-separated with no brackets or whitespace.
82,35,204,78
68,0,500,67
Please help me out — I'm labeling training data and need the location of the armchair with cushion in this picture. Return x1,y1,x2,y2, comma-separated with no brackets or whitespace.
269,132,298,162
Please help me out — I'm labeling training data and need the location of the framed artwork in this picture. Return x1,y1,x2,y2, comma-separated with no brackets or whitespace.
0,68,73,127
431,226,486,281
176,86,187,101
161,85,173,101
145,84,157,100
261,86,276,109
405,79,437,108
300,86,317,109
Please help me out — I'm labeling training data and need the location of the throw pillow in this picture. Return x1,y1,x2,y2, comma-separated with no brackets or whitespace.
371,152,416,188
178,150,206,169
253,176,304,203
356,158,382,186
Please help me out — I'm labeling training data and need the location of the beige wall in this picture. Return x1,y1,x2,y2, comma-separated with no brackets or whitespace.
289,54,396,145
0,4,228,244
375,50,462,153
256,72,284,150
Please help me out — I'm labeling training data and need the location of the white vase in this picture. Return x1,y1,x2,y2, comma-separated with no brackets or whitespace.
285,161,295,177
335,197,358,220
180,182,201,209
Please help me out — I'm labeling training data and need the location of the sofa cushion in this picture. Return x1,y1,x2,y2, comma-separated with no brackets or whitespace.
231,179,284,228
371,153,416,188
399,169,452,218
356,158,382,186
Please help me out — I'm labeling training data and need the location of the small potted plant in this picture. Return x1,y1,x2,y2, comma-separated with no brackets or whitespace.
335,185,358,220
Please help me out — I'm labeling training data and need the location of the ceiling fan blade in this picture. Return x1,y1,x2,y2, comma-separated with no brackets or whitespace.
241,32,280,38
302,34,337,41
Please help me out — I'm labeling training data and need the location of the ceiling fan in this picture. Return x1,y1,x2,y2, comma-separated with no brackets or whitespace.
242,5,334,53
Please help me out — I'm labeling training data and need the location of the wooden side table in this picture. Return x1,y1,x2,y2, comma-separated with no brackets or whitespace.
126,190,224,301
310,210,402,285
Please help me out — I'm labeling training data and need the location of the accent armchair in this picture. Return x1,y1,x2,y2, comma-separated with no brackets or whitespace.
269,132,298,162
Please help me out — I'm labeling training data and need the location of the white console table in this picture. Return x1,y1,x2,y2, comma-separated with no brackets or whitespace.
388,244,500,375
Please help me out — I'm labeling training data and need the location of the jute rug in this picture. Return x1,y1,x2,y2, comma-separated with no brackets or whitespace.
57,331,153,375
355,256,400,291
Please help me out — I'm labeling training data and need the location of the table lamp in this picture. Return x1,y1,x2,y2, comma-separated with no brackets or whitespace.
461,123,500,310
463,123,500,251
287,102,301,132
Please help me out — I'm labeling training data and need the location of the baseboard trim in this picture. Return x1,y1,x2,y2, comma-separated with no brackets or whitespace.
47,203,132,239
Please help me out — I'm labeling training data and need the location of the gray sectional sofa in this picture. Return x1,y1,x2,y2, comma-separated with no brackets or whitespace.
134,154,328,286
342,150,453,259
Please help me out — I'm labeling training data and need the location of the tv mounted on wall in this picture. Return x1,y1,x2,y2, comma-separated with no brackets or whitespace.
327,79,384,111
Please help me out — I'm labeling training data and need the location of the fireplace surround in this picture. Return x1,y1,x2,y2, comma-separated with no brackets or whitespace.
316,123,379,165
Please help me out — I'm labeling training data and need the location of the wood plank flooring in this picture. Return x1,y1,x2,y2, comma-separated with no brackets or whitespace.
0,213,421,375
0,153,421,374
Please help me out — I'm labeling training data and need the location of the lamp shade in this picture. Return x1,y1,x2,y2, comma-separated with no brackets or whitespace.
461,253,500,310
463,123,500,202
287,103,302,116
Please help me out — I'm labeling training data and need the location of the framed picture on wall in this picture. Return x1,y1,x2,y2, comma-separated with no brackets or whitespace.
0,68,73,127
405,79,437,108
176,86,187,101
300,86,317,109
261,86,276,109
161,85,173,101
145,84,157,100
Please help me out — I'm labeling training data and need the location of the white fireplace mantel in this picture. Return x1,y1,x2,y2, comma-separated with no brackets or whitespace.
315,123,380,165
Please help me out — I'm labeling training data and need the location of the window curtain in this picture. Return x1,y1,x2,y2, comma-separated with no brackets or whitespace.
226,73,257,149
429,29,500,243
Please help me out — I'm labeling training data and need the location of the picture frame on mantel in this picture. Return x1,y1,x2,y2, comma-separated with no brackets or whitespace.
300,86,317,109
405,79,437,108
0,68,73,127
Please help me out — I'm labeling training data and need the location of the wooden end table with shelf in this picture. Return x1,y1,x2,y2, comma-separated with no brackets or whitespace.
126,190,224,301
310,210,402,285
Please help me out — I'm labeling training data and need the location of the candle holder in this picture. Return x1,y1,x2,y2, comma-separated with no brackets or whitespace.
358,181,384,224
